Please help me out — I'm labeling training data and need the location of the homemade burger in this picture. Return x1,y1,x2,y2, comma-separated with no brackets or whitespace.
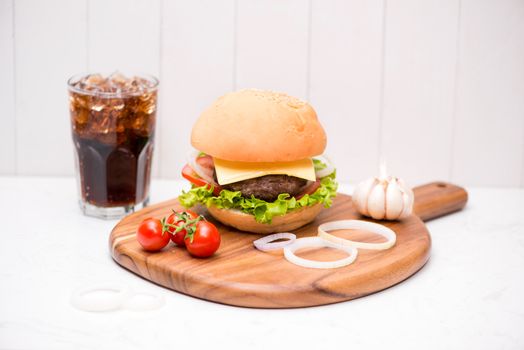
178,89,337,233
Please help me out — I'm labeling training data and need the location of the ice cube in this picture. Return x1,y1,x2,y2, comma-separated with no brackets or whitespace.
138,92,157,114
111,99,125,111
90,100,105,112
108,71,128,85
75,109,89,124
107,71,129,93
70,93,89,109
80,74,105,92
125,77,152,94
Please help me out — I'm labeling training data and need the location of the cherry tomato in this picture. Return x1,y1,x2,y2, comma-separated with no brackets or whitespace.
181,164,222,196
136,218,170,252
184,221,221,258
166,210,199,247
296,180,321,199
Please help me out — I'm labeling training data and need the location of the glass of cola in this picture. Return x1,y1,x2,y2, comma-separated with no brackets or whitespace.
68,72,158,219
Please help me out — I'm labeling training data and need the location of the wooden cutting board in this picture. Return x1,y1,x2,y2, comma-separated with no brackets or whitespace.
110,182,467,308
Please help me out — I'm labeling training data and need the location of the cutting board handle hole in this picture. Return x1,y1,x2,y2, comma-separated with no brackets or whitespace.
436,183,447,188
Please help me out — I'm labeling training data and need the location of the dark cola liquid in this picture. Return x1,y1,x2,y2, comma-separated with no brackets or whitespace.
73,132,153,207
69,73,157,208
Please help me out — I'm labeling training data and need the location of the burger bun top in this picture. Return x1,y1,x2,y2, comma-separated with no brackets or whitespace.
191,89,327,162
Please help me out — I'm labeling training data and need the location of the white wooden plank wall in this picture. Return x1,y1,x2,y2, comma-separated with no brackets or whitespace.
1,0,523,187
15,0,86,175
161,0,235,178
381,0,459,186
309,0,383,184
452,0,524,187
88,0,161,176
0,0,15,174
236,0,309,98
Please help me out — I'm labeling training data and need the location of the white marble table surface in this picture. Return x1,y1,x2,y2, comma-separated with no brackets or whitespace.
0,176,523,350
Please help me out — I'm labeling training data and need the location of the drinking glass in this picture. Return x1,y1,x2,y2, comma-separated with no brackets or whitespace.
68,72,158,219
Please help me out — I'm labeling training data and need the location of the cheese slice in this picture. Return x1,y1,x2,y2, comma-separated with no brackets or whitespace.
213,158,316,185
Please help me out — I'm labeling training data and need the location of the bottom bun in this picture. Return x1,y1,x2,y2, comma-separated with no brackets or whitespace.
206,203,323,234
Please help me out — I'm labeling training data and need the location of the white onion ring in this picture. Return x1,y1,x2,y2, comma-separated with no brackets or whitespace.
283,237,358,269
314,155,335,178
70,283,130,312
318,220,396,250
253,232,296,251
123,292,165,312
186,150,216,185
71,284,165,312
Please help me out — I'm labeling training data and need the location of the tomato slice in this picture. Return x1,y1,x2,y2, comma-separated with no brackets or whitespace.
182,164,207,187
182,164,222,196
296,180,321,199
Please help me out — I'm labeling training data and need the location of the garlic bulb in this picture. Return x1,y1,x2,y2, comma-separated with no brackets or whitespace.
352,171,414,221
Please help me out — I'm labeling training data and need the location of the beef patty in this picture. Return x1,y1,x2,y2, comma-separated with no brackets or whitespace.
217,172,307,202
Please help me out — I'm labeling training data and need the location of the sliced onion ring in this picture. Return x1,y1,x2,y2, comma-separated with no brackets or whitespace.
123,292,165,312
71,284,165,312
186,150,216,185
283,237,358,269
253,232,296,251
70,284,130,312
318,220,396,250
314,155,335,178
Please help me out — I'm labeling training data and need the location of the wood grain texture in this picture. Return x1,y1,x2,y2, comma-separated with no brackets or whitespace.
110,182,467,308
413,182,468,221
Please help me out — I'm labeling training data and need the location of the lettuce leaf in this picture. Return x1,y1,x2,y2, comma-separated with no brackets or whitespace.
313,158,327,171
178,170,338,224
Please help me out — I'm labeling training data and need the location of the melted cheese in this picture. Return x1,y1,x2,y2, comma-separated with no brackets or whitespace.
213,158,316,185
